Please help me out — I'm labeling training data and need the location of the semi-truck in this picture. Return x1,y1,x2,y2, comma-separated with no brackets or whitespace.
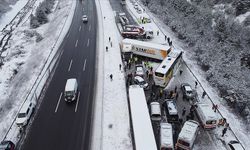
121,38,172,60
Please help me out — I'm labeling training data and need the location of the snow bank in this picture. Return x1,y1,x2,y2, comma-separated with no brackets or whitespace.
92,0,133,149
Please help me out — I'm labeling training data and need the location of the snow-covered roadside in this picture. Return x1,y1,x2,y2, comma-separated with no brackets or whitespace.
0,0,76,143
127,0,250,148
92,0,133,149
0,0,29,31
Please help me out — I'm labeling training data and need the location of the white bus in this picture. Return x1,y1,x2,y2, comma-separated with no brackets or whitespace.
154,50,182,87
175,120,199,150
196,103,218,129
129,85,157,150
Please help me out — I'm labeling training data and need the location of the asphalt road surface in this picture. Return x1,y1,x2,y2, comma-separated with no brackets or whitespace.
21,0,97,149
109,0,137,25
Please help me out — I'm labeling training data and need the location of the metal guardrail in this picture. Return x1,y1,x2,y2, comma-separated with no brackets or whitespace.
0,0,37,58
2,0,75,143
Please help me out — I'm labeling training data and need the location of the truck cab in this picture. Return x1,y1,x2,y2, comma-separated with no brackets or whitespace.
64,78,78,102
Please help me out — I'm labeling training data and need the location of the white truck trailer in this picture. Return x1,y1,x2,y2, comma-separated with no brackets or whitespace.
121,38,172,60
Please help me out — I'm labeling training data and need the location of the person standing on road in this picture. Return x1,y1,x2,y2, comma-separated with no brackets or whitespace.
106,46,108,52
195,81,198,88
109,37,111,42
157,30,159,36
179,70,183,76
174,86,177,93
119,64,122,70
182,107,186,116
202,91,207,98
222,127,228,137
110,74,113,81
165,35,167,41
175,92,179,100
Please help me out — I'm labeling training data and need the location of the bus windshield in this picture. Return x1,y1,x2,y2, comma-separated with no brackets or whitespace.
155,72,164,78
178,140,190,147
206,120,216,124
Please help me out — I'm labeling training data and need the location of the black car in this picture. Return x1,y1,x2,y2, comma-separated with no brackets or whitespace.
181,83,195,100
164,99,179,123
0,141,15,150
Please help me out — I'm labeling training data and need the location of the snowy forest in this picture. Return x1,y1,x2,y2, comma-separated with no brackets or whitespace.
142,0,250,122
0,0,17,18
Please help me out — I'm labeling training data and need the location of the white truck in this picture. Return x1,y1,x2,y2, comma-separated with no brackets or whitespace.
64,78,78,102
121,25,153,39
121,38,172,60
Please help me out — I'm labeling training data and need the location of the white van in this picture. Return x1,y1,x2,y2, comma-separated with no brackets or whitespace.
175,120,199,150
16,100,36,127
165,99,179,123
64,78,78,102
150,102,161,121
160,122,174,150
196,103,217,129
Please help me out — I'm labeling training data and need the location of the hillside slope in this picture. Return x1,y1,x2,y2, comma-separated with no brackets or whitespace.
142,0,250,122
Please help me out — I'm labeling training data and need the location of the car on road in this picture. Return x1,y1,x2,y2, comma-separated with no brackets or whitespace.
150,102,161,121
164,99,179,123
136,8,142,14
16,100,36,127
181,83,195,100
134,3,138,9
226,140,244,150
133,76,148,89
0,141,15,150
135,65,145,77
82,15,88,23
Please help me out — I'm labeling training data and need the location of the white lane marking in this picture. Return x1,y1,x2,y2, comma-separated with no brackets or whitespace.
68,59,73,72
87,39,89,47
79,26,81,31
83,59,87,71
75,92,81,112
89,25,91,31
75,39,78,47
67,33,70,38
55,92,63,113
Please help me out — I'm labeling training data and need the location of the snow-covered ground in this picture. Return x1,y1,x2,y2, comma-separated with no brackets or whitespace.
92,0,133,149
0,0,76,143
0,0,28,31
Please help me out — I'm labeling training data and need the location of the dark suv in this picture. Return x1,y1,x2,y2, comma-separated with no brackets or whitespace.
0,141,15,150
181,83,195,100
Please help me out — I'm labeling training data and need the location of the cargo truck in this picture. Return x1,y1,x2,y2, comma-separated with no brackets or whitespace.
121,38,171,60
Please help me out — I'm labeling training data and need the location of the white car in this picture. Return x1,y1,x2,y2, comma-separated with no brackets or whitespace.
16,100,36,127
82,15,88,23
136,9,142,14
134,3,138,9
134,76,148,89
135,65,144,77
226,140,244,150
